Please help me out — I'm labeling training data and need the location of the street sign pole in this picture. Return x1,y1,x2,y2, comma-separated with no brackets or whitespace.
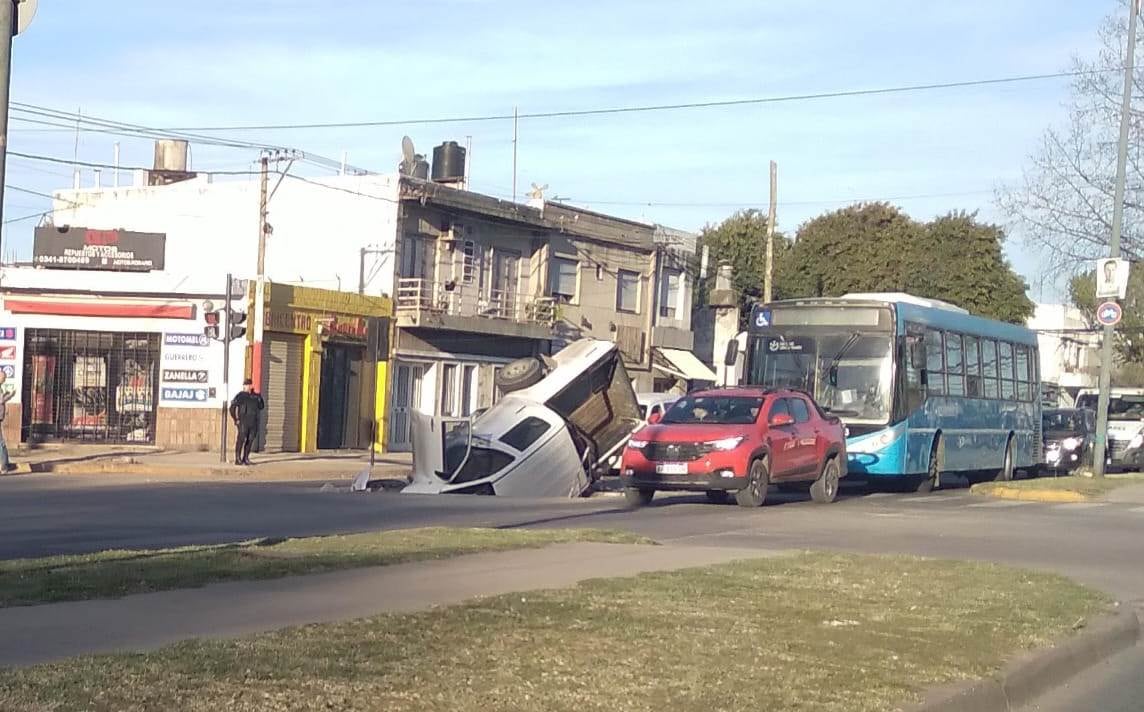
220,273,232,464
1093,0,1139,479
0,1,15,251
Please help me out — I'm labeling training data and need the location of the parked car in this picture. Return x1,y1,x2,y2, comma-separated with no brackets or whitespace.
637,393,679,424
404,339,643,497
619,387,847,508
1042,407,1100,474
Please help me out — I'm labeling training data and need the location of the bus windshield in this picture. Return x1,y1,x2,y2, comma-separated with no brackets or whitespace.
749,332,893,423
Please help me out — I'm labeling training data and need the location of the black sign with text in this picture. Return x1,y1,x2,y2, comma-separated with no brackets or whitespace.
33,227,166,272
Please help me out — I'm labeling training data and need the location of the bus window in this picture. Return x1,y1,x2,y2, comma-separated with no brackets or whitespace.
1015,345,1031,401
999,342,1015,400
946,333,965,396
964,336,982,397
981,340,999,399
925,329,946,395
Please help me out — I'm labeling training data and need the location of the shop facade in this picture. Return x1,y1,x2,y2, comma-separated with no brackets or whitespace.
254,282,392,453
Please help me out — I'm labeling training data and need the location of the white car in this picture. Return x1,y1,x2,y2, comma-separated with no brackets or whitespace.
404,339,643,497
637,393,679,424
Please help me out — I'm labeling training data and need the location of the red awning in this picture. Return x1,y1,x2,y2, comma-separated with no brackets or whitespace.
2,297,194,319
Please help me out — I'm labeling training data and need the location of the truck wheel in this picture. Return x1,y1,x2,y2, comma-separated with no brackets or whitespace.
496,357,546,393
994,437,1015,482
624,487,655,508
810,457,841,504
916,439,943,493
735,458,769,508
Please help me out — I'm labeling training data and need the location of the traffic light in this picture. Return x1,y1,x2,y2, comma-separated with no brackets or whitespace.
203,310,221,340
228,309,247,341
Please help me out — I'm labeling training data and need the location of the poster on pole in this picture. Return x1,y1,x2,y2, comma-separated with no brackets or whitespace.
1095,258,1130,299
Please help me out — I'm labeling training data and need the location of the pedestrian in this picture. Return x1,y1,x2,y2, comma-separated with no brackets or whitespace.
0,372,14,473
229,378,264,466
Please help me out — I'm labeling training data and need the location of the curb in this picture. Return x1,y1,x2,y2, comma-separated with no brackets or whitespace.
969,484,1091,503
906,609,1141,712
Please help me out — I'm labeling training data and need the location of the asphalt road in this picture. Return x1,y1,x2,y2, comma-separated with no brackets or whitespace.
4,472,1144,705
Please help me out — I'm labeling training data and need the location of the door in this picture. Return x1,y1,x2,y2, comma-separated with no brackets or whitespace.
388,362,425,451
786,396,819,476
317,344,352,450
263,334,305,452
765,398,797,478
491,250,520,319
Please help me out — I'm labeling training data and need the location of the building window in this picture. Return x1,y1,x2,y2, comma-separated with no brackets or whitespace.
399,235,431,280
462,241,477,285
616,269,641,313
596,264,605,281
440,364,458,416
659,269,681,319
550,257,579,302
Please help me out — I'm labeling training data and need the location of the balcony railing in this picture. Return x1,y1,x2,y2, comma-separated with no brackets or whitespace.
396,278,556,325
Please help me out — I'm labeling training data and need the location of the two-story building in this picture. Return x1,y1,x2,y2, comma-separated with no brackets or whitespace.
39,139,710,452
1027,303,1099,406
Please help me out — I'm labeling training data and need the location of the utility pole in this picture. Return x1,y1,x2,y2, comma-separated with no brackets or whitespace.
0,0,35,251
763,160,778,304
1092,0,1138,479
220,273,233,464
511,106,519,203
251,155,270,396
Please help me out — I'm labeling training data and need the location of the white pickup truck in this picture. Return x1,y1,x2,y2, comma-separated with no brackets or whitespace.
404,339,643,497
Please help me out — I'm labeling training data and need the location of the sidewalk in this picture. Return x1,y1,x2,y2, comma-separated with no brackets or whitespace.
3,443,412,483
0,542,780,667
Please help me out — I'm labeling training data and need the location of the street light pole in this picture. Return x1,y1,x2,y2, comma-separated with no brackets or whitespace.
0,1,15,247
1092,0,1139,479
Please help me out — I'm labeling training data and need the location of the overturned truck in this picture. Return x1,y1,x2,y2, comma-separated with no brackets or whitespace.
405,339,642,497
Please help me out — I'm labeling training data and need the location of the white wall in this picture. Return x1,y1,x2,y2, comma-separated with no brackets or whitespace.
1028,303,1099,389
49,173,402,296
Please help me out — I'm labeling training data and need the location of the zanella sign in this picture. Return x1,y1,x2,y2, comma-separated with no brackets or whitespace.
33,226,166,272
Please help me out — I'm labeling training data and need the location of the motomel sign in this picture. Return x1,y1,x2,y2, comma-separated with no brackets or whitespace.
33,226,166,272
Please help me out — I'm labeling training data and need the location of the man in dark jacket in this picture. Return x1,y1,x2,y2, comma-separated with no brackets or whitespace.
229,379,264,466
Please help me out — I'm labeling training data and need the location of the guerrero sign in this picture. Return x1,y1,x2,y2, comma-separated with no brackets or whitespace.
33,226,166,272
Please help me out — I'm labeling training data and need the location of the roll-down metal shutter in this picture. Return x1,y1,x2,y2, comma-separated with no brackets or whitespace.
263,334,304,452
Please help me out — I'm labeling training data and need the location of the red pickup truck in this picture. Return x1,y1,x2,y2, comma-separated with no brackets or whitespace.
619,387,848,508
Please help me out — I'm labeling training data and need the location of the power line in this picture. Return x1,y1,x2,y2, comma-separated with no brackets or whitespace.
7,150,263,175
561,189,997,209
155,69,1113,132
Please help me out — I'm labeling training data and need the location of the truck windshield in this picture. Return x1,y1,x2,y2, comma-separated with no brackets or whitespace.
661,396,764,425
1076,394,1144,421
749,332,893,424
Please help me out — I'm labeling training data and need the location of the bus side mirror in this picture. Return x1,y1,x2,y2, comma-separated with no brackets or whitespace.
828,365,838,387
723,340,739,367
920,369,929,387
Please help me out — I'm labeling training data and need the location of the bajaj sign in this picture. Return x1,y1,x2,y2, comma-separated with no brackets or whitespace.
33,226,166,272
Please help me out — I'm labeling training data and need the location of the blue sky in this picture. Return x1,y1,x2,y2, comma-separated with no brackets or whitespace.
2,0,1117,300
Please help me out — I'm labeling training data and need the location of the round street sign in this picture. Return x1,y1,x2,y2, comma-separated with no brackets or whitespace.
1097,301,1123,327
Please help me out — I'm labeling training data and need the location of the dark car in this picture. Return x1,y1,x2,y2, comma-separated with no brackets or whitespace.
1042,408,1097,473
619,387,848,508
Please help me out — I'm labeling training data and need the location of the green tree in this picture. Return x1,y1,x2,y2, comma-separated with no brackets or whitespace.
922,212,1035,324
783,204,1033,323
697,209,793,312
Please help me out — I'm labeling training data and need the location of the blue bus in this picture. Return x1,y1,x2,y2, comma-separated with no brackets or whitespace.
744,293,1041,491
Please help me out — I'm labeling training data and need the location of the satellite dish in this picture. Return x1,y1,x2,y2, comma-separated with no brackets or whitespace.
15,0,37,35
401,136,416,166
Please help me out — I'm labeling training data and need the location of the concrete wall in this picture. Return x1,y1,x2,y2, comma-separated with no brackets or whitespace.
50,173,401,297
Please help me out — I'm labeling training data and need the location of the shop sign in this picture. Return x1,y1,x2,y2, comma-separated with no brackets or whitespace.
0,346,15,361
33,226,166,272
0,327,15,341
265,309,367,338
164,333,210,348
1,365,14,379
163,352,205,363
162,368,208,383
161,387,209,403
